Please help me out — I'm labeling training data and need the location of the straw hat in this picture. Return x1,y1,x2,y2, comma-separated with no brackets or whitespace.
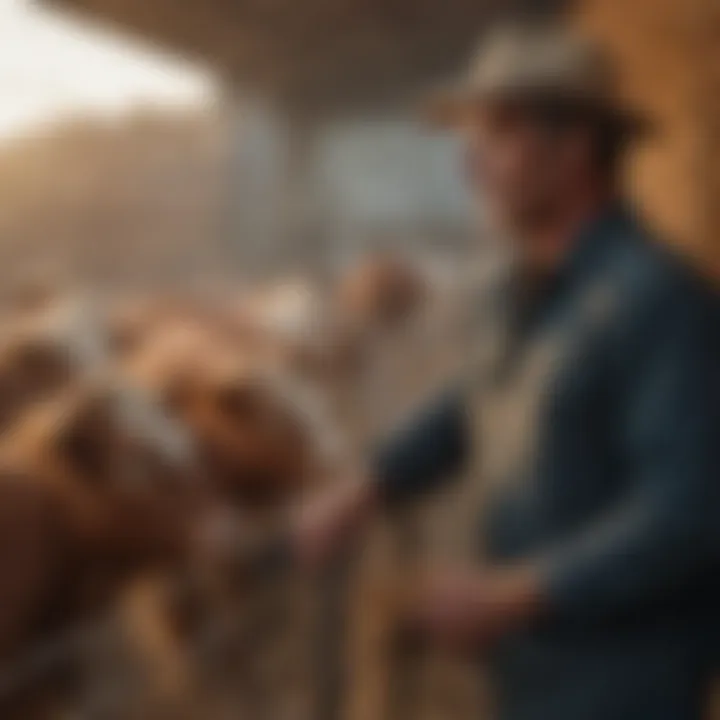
424,23,652,137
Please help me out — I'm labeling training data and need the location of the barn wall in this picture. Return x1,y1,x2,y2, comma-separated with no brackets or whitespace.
574,3,720,715
573,0,720,277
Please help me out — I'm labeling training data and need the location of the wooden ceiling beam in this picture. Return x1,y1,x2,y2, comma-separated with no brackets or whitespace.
45,0,563,115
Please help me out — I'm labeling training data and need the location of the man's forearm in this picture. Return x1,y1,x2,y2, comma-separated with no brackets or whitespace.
373,389,469,505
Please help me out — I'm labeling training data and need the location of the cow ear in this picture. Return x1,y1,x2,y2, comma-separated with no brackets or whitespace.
56,393,113,484
11,337,66,378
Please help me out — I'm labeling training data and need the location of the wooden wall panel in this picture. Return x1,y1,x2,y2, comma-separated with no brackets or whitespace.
574,0,720,276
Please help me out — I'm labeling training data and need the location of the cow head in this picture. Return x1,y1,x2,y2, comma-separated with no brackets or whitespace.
0,296,111,432
127,332,321,511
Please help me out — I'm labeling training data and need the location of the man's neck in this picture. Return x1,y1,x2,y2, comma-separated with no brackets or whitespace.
518,187,615,278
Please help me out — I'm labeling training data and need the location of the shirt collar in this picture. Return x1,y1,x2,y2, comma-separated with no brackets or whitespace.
560,200,635,286
501,201,635,335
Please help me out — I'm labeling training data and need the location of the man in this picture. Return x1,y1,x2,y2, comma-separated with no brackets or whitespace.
293,24,719,720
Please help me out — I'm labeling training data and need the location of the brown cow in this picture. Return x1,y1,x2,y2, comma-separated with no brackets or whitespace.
106,293,238,359
0,377,210,717
125,325,329,511
118,325,338,716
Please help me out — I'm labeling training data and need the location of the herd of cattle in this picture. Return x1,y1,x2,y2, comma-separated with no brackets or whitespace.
0,254,476,719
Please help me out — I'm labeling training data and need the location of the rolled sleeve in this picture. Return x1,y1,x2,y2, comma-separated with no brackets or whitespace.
373,388,470,506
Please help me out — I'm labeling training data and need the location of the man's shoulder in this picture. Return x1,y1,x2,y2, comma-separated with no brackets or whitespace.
598,222,718,355
603,220,715,323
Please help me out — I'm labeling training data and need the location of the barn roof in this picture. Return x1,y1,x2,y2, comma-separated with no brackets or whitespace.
45,0,563,116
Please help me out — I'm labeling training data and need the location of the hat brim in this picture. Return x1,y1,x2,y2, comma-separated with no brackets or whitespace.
420,81,654,139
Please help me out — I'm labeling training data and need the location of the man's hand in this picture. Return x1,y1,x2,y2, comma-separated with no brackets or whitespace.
404,565,544,652
291,476,378,570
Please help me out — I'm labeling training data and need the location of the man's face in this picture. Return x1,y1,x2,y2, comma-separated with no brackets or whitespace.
462,101,584,236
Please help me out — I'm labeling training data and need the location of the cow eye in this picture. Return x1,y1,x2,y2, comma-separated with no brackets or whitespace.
60,426,108,484
216,382,260,420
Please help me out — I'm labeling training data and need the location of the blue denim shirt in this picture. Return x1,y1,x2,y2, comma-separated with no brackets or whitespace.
374,206,720,720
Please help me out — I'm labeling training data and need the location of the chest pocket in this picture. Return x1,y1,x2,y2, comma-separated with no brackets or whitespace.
467,279,618,498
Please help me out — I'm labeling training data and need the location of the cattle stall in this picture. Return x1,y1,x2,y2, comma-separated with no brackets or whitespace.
2,0,716,717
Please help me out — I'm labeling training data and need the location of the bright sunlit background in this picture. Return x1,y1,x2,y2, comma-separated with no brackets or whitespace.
0,0,217,139
0,0,471,294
